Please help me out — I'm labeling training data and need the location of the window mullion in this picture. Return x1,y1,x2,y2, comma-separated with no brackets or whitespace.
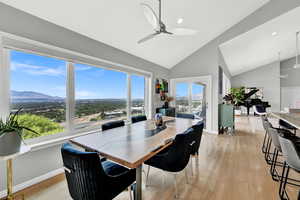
188,83,192,113
0,37,10,121
66,62,75,133
127,74,132,122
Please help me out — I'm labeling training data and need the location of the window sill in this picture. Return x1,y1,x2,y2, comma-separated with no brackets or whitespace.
26,129,100,152
25,120,133,152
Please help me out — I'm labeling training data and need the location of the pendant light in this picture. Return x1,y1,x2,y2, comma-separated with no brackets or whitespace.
294,31,300,69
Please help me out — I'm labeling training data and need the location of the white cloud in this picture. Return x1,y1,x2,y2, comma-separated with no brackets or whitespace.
76,90,97,98
75,65,92,71
11,62,65,76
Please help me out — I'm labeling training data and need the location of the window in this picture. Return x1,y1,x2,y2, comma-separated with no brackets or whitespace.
175,83,189,114
10,50,66,140
74,63,127,131
175,82,206,121
131,75,145,116
191,83,203,114
1,38,151,143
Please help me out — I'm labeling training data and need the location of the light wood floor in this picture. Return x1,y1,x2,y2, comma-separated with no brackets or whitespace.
9,116,300,200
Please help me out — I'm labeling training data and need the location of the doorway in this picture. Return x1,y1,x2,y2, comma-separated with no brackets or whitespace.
170,75,212,133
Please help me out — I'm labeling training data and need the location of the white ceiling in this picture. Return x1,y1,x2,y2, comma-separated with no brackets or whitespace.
0,0,268,68
219,6,300,76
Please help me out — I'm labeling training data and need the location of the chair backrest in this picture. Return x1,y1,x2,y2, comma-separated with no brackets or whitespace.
190,121,204,155
262,118,271,132
131,115,147,124
261,116,269,131
176,113,195,119
279,119,297,131
278,135,300,171
164,128,195,172
61,143,107,200
102,120,125,131
267,125,282,152
253,105,267,115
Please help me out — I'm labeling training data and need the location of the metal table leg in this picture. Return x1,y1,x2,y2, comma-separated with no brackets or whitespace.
7,159,13,200
135,165,142,200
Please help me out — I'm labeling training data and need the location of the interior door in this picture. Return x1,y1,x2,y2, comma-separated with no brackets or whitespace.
175,82,206,127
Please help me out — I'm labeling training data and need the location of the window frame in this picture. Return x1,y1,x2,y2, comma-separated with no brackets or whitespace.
0,34,152,147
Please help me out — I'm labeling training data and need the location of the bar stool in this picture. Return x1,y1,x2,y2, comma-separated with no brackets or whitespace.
278,134,300,200
261,116,270,154
266,125,298,184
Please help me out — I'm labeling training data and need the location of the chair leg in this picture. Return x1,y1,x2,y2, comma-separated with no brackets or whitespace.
185,168,189,184
128,186,133,200
190,155,194,177
173,174,179,199
145,166,150,187
279,162,290,200
262,131,267,153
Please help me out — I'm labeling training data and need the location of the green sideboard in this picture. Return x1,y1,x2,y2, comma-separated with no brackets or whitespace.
218,104,235,134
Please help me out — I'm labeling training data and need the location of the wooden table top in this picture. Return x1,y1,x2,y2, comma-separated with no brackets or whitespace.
71,117,199,168
271,112,300,129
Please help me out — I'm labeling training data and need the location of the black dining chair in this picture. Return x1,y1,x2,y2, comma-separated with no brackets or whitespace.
102,120,125,131
61,143,136,200
131,115,147,124
144,128,195,198
278,135,300,200
176,113,195,119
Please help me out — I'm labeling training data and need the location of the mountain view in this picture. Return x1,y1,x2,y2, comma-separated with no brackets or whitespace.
11,90,63,102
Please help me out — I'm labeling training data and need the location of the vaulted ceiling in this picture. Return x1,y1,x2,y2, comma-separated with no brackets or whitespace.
0,0,268,68
220,6,300,76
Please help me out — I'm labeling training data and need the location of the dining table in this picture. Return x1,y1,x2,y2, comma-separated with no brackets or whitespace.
70,116,199,200
271,112,300,130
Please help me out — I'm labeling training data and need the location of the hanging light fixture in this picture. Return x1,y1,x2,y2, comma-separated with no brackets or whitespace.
294,31,300,69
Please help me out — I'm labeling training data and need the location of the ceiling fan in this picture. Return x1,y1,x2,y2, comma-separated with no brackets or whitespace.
138,0,198,44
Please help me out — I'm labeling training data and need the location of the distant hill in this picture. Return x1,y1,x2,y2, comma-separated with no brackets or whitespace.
11,90,63,102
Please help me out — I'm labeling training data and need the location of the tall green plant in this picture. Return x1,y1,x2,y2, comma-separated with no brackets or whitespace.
230,87,245,105
223,87,245,106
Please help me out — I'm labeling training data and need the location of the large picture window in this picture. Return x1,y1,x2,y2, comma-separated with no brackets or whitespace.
10,50,66,140
74,63,127,131
2,43,150,143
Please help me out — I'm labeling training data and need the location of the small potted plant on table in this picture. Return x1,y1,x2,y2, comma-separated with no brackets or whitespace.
0,109,38,156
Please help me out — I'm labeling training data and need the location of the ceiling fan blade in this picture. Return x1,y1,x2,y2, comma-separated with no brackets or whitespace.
141,3,160,31
138,32,160,44
163,30,173,35
170,28,198,36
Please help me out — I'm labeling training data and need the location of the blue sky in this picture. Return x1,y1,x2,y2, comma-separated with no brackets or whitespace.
176,82,203,98
11,50,145,99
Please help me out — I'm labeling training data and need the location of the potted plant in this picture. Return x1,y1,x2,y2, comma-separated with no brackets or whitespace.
0,109,38,156
223,87,245,107
163,96,174,108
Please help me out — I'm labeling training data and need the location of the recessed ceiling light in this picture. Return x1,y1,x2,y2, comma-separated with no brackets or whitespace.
272,32,278,36
177,18,183,24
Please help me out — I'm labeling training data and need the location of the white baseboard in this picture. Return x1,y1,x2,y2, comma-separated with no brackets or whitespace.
0,168,64,198
204,129,219,135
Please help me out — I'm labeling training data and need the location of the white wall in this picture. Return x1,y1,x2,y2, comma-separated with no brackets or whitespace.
231,61,281,112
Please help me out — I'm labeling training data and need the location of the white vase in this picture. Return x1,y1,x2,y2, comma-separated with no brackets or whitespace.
0,131,22,156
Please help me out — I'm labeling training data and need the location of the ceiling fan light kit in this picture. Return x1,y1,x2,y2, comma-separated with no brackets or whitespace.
138,0,198,44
